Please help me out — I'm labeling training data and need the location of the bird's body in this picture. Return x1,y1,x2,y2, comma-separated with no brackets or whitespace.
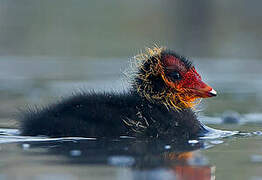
21,92,203,138
20,47,216,139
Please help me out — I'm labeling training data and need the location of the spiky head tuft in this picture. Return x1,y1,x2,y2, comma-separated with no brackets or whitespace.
131,46,214,110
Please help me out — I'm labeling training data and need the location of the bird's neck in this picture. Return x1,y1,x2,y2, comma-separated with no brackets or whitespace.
130,88,191,111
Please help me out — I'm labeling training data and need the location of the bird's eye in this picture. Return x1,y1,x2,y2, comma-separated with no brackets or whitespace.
169,71,181,81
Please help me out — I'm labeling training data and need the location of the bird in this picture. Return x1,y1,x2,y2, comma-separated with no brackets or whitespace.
20,46,217,139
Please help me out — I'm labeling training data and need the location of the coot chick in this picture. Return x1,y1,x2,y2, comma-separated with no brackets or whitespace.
20,47,217,139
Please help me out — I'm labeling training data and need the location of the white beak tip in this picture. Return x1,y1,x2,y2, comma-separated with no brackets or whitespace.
209,89,217,96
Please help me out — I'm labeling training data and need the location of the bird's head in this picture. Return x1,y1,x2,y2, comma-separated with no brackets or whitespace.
132,47,217,110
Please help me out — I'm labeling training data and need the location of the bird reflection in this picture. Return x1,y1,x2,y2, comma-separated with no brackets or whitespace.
21,138,215,180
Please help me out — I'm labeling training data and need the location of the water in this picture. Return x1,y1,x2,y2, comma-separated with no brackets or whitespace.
0,57,261,180
0,123,261,180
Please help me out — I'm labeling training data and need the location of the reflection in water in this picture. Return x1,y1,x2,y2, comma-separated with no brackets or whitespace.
17,138,215,180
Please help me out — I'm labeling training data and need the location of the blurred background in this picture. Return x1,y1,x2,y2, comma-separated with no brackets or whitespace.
1,2,262,180
0,0,262,127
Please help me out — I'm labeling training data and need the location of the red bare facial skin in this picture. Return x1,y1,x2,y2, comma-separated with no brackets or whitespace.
179,68,217,98
162,55,217,98
164,55,188,73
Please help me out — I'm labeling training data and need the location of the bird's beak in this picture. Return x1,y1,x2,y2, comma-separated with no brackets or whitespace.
189,80,217,98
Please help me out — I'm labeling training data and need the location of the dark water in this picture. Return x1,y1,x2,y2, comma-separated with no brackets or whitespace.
0,57,262,180
0,130,213,180
0,125,261,180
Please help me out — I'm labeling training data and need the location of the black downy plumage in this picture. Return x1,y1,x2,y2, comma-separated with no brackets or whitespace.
20,47,217,139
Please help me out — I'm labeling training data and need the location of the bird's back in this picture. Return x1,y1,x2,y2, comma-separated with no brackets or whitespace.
20,92,133,137
20,91,202,138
